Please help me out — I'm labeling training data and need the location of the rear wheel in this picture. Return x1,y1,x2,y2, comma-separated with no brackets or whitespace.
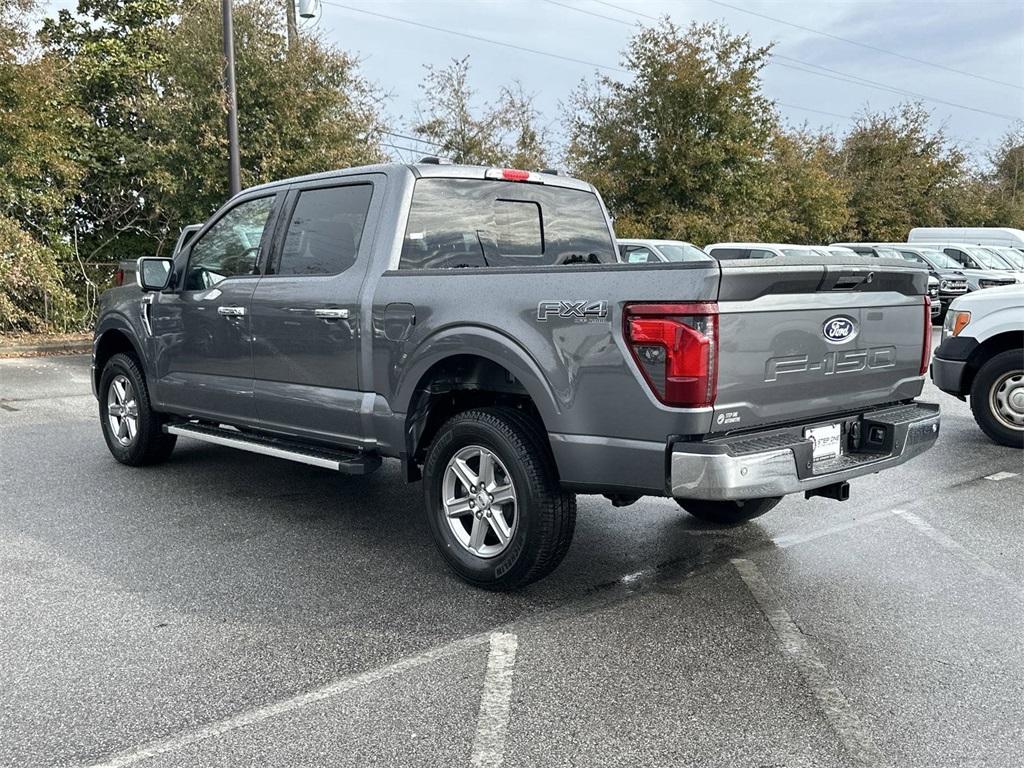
422,407,576,590
675,496,781,525
99,353,177,465
970,350,1024,448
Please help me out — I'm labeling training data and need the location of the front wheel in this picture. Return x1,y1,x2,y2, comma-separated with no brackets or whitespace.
422,407,576,590
675,496,781,525
99,353,177,466
970,350,1024,448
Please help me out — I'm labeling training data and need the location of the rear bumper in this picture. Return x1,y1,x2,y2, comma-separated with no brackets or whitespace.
669,402,940,501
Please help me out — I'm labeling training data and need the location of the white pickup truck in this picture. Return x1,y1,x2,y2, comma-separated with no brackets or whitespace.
932,285,1024,448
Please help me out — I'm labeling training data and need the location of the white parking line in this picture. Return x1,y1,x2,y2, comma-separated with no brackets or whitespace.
731,558,883,767
893,510,1022,597
469,632,519,768
79,633,492,768
772,509,897,550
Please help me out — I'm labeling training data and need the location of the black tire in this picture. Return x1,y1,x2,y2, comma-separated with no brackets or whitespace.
98,353,177,466
675,496,781,525
969,349,1024,448
422,407,576,590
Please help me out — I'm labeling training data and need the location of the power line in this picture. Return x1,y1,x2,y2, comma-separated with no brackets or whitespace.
559,0,1021,121
323,1,853,123
700,0,1024,92
382,130,441,147
321,1,626,73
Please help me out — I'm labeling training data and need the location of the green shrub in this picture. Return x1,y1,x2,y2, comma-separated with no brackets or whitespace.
0,215,76,332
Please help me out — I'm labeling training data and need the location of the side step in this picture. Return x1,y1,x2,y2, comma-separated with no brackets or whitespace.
164,423,382,475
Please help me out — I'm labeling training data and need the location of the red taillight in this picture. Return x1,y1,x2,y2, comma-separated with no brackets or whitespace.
501,168,531,181
114,269,124,287
624,302,718,408
920,295,932,375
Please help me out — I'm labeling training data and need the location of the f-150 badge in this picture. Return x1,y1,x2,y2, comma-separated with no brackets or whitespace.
537,300,609,322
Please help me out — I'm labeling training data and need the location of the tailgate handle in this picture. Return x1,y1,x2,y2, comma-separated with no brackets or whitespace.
829,271,874,291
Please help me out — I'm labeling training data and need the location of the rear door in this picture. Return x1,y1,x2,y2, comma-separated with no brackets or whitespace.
249,175,382,445
712,260,929,432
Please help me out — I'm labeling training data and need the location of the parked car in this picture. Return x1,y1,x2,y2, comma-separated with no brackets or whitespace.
932,285,1024,448
92,162,940,589
983,245,1024,271
909,226,1024,251
927,275,942,320
884,245,968,307
840,241,1015,294
827,246,861,258
617,239,714,264
831,242,907,261
704,242,834,260
930,243,1022,285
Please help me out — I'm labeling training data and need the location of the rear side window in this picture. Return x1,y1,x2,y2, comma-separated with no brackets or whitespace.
623,245,656,263
276,184,373,276
399,179,615,269
708,248,747,260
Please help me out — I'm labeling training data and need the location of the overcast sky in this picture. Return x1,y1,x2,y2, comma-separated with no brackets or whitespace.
305,0,1023,164
38,0,1024,164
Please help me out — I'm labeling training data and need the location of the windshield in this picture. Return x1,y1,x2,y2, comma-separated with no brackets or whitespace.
913,249,960,269
874,246,904,260
965,246,1012,270
987,247,1024,269
829,247,859,257
656,243,713,262
780,247,833,258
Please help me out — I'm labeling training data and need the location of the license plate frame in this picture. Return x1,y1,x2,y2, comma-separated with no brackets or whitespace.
804,422,843,464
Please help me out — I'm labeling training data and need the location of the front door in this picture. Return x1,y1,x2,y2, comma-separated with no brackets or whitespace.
149,194,280,423
249,178,380,446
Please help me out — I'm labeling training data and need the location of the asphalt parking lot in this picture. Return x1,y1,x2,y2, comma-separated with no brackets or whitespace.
1,333,1022,768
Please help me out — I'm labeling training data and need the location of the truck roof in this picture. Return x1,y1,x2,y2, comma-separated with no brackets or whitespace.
241,162,596,197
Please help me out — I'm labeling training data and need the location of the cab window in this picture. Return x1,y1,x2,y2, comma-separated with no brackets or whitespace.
275,184,373,276
184,196,276,290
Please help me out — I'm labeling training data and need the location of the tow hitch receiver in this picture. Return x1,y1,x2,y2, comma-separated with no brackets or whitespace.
805,481,850,502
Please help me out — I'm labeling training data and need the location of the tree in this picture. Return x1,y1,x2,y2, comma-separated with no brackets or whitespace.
413,57,550,168
987,125,1024,227
565,20,777,244
758,128,850,244
143,0,386,252
837,103,970,240
39,0,386,259
0,0,78,331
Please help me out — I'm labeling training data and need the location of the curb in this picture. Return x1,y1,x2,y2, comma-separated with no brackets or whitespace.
0,339,92,357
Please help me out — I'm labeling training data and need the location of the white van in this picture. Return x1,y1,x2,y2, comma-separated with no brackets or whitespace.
908,227,1024,249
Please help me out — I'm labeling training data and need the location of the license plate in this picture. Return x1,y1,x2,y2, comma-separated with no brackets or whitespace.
804,423,843,463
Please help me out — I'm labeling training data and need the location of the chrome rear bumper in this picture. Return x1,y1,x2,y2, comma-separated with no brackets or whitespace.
670,402,940,501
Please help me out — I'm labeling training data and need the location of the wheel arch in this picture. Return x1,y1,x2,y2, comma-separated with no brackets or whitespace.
963,330,1024,393
396,328,561,481
93,322,145,395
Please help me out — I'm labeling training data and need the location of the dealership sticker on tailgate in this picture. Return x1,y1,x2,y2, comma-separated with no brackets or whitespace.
804,423,843,463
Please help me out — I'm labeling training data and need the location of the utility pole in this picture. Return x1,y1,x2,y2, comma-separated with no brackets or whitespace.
286,0,299,52
222,0,241,196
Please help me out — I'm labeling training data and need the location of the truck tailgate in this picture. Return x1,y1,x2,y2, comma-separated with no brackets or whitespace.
712,257,930,433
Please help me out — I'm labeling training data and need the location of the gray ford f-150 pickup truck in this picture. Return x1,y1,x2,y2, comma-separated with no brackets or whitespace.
92,162,940,588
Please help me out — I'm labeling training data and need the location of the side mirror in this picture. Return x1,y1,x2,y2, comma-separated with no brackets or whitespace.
137,257,174,292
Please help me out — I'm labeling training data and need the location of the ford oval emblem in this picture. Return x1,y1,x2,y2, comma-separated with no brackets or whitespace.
822,316,857,343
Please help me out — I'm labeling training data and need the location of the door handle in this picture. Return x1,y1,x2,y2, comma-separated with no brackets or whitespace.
314,308,349,320
217,306,247,317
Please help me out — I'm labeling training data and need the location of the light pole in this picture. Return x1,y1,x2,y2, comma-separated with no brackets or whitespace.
222,0,241,196
221,0,320,196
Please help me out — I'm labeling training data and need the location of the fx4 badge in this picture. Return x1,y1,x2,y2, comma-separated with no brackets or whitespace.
537,300,609,322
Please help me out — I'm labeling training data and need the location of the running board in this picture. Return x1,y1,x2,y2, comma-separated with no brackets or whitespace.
164,423,381,474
